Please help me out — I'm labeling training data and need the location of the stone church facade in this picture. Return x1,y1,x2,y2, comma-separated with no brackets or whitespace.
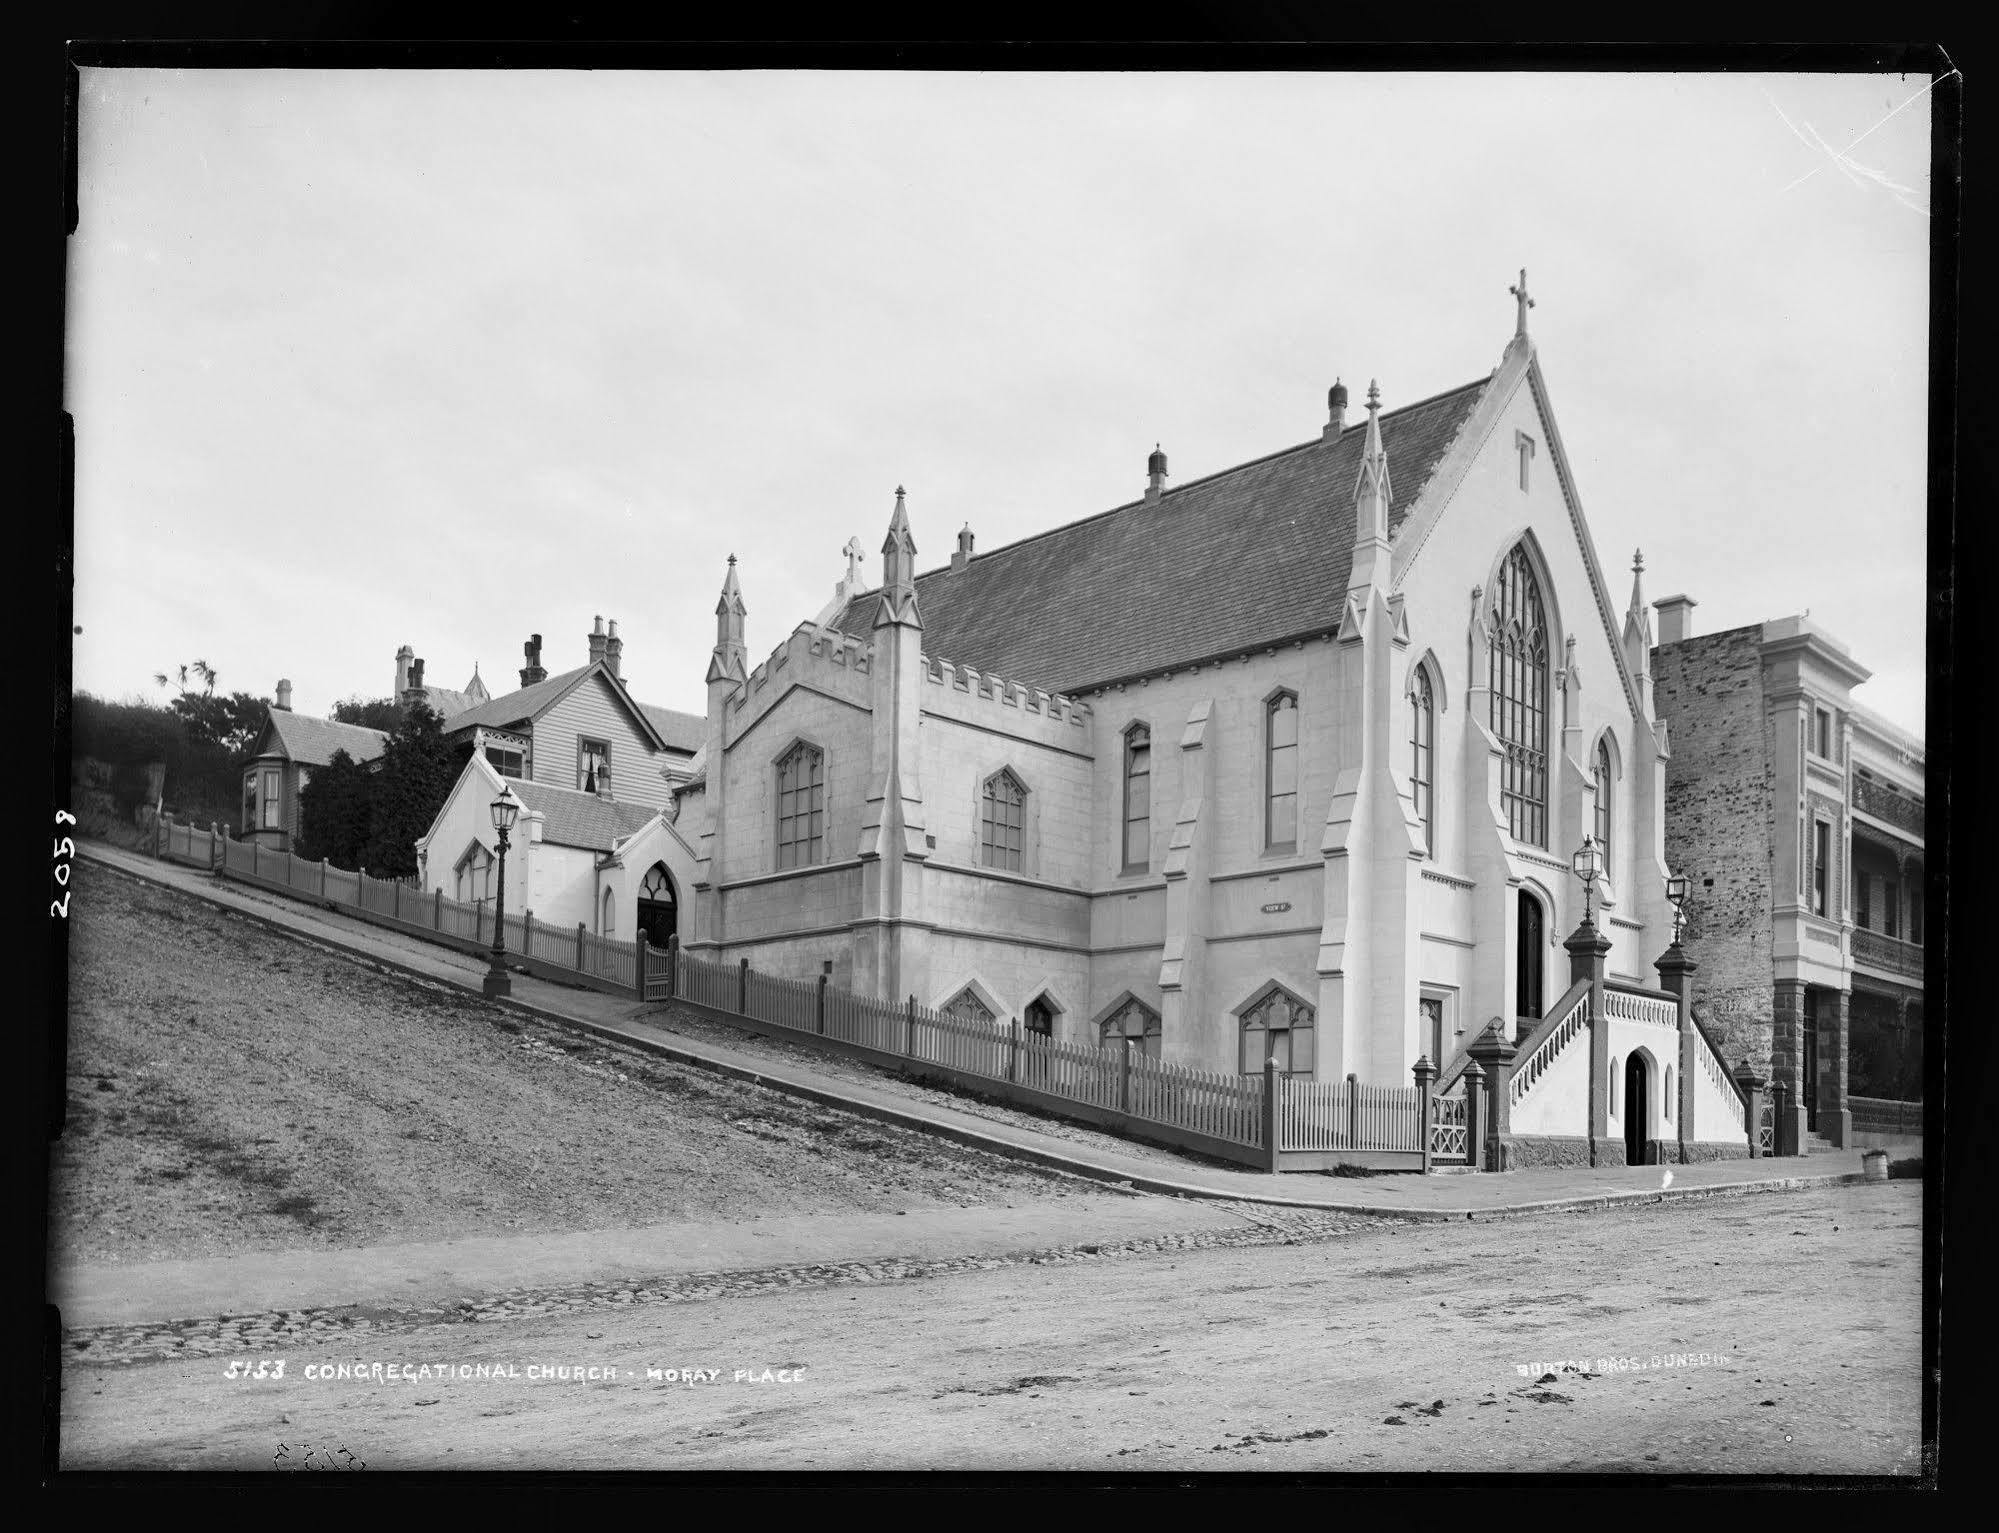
675,283,1678,1089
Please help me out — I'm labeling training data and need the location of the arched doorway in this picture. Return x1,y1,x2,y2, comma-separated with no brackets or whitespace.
1516,890,1545,1025
1624,1053,1650,1164
637,862,677,949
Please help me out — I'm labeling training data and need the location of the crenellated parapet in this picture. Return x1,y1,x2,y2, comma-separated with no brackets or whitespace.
730,620,875,714
921,651,1094,749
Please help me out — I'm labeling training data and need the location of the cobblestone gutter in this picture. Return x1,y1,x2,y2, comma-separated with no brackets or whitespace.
65,1204,1403,1369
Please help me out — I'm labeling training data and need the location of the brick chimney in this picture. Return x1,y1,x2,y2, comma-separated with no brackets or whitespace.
520,633,546,688
587,615,608,669
275,679,293,711
394,644,414,699
952,523,974,573
605,618,624,681
403,657,426,710
1146,444,1167,504
1653,594,1698,645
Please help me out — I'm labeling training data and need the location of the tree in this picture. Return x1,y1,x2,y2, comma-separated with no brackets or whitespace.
168,690,272,760
295,749,373,867
359,702,471,877
296,701,470,876
153,659,219,697
331,695,405,732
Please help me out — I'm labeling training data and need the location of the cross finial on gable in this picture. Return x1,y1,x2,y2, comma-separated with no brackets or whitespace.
843,536,865,585
1510,268,1535,336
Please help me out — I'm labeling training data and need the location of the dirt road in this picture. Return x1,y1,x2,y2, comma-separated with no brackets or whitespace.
59,1182,1921,1474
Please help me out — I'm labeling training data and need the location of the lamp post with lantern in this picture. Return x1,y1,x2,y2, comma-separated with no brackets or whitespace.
484,794,520,1000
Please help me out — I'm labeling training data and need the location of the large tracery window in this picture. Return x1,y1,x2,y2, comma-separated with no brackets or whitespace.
1410,668,1435,857
980,769,1027,872
1489,545,1550,848
776,741,825,869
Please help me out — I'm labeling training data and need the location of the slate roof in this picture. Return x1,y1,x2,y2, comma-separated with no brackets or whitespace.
636,702,707,755
440,665,593,735
506,779,662,853
830,379,1488,696
257,711,390,768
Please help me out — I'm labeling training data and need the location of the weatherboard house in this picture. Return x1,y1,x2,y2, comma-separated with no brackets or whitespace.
415,618,704,949
676,280,1745,1164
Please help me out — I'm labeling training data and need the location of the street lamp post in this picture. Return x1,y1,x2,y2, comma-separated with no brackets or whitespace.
1665,871,1690,947
484,794,520,1000
1570,833,1605,932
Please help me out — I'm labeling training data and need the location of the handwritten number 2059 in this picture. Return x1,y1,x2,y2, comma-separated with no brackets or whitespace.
52,812,76,918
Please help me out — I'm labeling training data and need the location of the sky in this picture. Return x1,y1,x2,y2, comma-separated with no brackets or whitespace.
67,69,1935,738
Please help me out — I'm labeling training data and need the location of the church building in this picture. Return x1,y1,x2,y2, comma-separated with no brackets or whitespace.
676,278,1682,1101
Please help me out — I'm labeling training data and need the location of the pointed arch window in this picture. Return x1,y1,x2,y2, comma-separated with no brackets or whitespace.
1411,667,1435,857
942,987,997,1028
454,841,493,905
1122,724,1152,873
1265,692,1299,851
980,768,1027,872
1594,738,1614,880
1024,995,1056,1037
776,742,825,869
1490,545,1550,848
1099,995,1161,1059
1239,987,1317,1078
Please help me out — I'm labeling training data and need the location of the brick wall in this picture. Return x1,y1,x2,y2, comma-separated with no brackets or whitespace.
1651,625,1776,1073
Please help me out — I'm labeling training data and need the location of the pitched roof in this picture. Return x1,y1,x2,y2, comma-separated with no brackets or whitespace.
637,702,706,754
830,379,1488,695
421,685,478,720
439,664,591,734
258,711,390,768
507,778,661,852
441,662,680,756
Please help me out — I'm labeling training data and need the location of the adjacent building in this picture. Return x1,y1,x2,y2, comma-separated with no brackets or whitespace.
1650,603,1925,1154
415,618,706,944
239,680,389,852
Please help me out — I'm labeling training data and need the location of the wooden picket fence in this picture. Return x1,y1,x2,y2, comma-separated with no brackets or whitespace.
154,813,1430,1173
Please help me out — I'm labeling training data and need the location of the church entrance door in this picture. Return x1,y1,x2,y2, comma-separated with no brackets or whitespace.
1516,892,1544,1027
637,862,677,951
1624,1053,1648,1164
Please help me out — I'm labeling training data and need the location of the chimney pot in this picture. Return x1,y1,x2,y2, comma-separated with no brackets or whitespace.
1324,376,1348,441
275,679,292,711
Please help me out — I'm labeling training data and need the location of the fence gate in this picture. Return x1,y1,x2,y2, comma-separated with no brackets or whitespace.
1431,1089,1468,1164
641,942,675,1003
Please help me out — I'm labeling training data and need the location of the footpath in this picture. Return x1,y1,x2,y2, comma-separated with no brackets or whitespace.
73,842,1868,1225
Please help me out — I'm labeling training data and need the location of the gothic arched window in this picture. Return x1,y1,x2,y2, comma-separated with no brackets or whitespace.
942,987,997,1027
1411,667,1435,857
776,741,825,869
454,841,493,905
1266,692,1299,850
1122,724,1152,873
1594,738,1614,880
980,768,1027,872
1099,995,1161,1059
1489,544,1550,848
1239,987,1317,1077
